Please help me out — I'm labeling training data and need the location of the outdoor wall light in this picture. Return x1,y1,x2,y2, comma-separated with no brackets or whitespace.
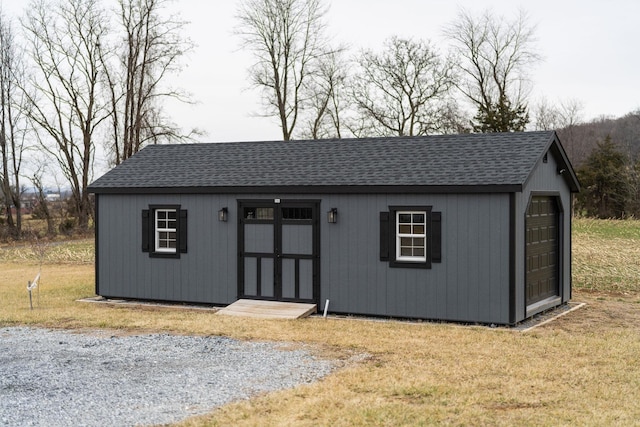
218,207,228,222
327,208,337,224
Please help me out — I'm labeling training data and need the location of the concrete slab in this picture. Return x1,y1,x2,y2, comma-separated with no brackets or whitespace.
217,299,317,320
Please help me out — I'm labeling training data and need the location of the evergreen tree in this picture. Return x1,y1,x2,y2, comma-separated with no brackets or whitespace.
576,135,630,218
472,94,529,132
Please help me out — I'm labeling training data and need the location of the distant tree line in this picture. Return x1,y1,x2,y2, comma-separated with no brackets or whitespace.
571,112,640,218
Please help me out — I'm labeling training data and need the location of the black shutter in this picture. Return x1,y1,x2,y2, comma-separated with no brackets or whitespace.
380,211,390,261
432,211,442,263
178,209,188,253
142,210,150,252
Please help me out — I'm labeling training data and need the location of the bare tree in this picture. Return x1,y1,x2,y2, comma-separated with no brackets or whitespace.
0,9,28,239
31,168,55,236
236,0,333,141
533,98,562,131
22,0,110,230
103,0,195,166
536,98,584,163
350,36,457,137
302,49,348,139
534,98,583,131
444,8,540,132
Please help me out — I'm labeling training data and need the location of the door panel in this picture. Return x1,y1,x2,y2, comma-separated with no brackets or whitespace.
281,258,296,299
244,258,257,296
260,258,274,297
279,258,315,300
238,200,319,304
244,224,273,253
282,224,313,255
299,259,314,300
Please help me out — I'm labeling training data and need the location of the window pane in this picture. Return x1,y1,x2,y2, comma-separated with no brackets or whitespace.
256,208,273,219
156,209,177,230
245,207,274,220
158,231,170,248
155,209,178,253
282,207,312,220
395,210,428,261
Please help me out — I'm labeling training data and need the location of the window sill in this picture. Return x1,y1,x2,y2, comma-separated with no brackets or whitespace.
389,260,431,269
149,252,181,259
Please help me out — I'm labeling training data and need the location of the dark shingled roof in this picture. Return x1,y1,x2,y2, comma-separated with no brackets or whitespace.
88,131,579,194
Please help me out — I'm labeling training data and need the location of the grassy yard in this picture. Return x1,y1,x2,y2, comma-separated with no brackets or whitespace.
1,219,640,426
572,218,640,294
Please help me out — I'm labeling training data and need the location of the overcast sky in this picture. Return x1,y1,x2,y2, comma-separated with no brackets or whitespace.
2,0,639,145
158,0,639,143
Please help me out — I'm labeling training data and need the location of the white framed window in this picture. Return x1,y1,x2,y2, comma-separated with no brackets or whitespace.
396,211,426,262
380,206,440,269
155,209,177,253
142,205,187,258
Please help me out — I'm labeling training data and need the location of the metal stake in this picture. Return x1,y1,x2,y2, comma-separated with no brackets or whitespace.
28,281,33,310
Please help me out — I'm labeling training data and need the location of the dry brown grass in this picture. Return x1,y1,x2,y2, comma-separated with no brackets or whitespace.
177,296,640,427
0,237,94,265
572,218,640,294
1,219,640,426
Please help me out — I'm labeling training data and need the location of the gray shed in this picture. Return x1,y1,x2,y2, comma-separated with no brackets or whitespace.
88,131,579,325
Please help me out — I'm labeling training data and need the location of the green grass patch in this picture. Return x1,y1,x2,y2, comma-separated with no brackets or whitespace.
573,217,640,239
572,218,640,293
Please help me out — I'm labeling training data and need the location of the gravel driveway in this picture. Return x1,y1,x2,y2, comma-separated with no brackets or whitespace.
0,327,334,426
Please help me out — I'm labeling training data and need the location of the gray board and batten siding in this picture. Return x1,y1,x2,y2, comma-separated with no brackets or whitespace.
89,131,579,325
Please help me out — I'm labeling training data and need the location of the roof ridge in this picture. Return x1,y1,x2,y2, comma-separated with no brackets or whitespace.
141,130,557,148
89,131,574,193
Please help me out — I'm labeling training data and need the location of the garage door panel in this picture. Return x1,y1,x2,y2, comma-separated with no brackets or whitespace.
526,196,560,306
